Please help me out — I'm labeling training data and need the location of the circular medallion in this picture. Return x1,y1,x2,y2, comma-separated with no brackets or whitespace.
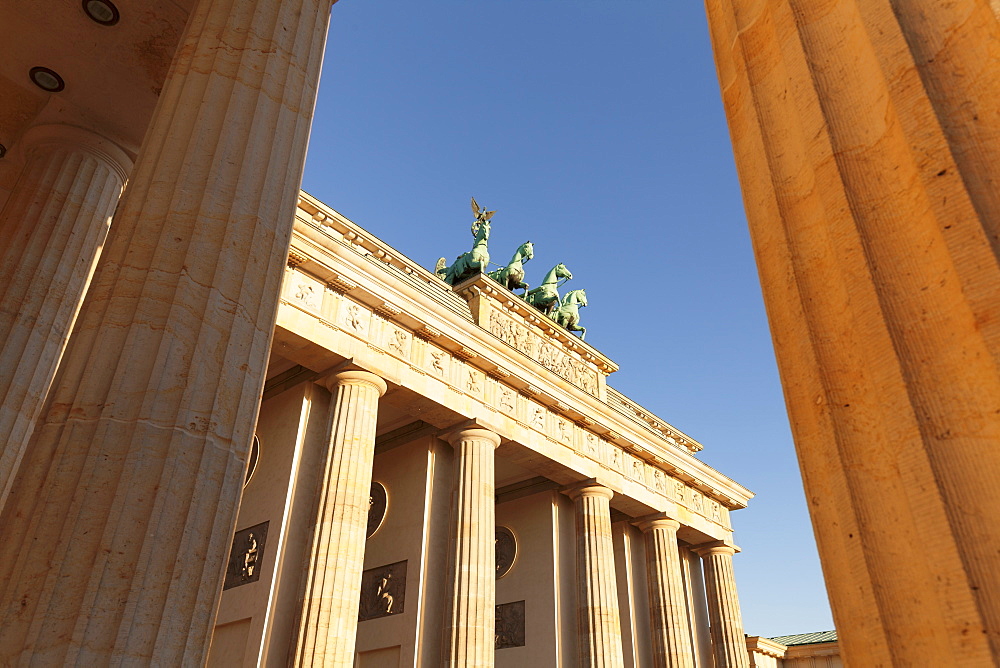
495,526,516,578
367,481,388,538
244,435,260,487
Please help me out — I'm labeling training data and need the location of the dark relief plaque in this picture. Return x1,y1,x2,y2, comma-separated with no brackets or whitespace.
359,560,407,621
224,521,269,590
367,481,387,538
495,600,526,649
495,526,516,578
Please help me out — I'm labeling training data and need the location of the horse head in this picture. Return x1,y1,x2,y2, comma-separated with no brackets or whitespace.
562,289,587,307
555,263,573,281
519,241,534,262
471,219,491,246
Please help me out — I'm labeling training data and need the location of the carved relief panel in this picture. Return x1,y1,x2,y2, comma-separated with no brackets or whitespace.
283,268,323,315
385,325,411,359
224,521,269,590
340,300,371,337
495,600,526,650
359,560,407,621
487,310,599,396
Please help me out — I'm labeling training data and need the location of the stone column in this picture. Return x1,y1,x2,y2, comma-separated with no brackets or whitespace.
693,542,748,668
291,370,387,667
565,483,625,668
635,516,694,668
442,427,501,668
0,0,333,664
704,0,1000,663
0,124,131,510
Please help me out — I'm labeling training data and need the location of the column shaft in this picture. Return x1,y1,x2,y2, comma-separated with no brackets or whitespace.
292,371,387,667
442,427,500,668
704,0,1000,662
696,544,748,668
0,125,131,510
638,518,694,668
567,484,625,668
0,0,332,663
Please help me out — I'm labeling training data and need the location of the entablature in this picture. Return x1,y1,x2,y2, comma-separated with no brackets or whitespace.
278,193,753,524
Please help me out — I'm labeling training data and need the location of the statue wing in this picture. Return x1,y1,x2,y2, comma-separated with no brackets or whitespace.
483,210,496,221
471,197,480,215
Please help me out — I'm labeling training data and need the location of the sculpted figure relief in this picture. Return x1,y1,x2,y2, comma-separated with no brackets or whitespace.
487,310,599,395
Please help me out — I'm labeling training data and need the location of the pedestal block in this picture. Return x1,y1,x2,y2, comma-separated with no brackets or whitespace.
442,427,501,668
0,0,333,662
636,516,695,668
291,370,387,667
0,124,131,510
565,483,625,668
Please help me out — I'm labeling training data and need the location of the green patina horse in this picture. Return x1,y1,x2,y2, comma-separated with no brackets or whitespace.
552,289,588,340
488,241,533,294
524,262,572,315
436,198,496,285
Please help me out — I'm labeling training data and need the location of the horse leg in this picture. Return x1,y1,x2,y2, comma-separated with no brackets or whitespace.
566,320,585,339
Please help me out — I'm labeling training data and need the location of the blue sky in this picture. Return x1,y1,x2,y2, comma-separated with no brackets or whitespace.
303,0,833,638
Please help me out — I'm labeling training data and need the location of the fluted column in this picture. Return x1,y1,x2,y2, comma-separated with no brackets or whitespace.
704,0,1000,663
292,370,387,667
0,0,333,663
442,427,501,668
0,124,131,510
635,516,694,668
693,542,748,668
565,483,625,668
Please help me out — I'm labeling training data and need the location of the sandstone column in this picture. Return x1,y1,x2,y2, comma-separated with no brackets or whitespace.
704,0,1000,662
291,370,387,667
442,427,501,668
565,482,625,668
0,0,333,663
693,542,748,668
0,124,131,510
635,516,695,668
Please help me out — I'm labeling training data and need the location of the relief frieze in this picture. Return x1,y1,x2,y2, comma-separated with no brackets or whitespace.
488,310,598,396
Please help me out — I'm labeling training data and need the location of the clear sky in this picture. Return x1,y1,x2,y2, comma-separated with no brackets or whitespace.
302,0,834,639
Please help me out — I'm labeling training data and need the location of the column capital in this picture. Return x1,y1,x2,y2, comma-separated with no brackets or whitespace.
691,539,740,557
632,512,681,534
443,426,501,449
319,369,387,397
562,479,614,502
19,123,133,181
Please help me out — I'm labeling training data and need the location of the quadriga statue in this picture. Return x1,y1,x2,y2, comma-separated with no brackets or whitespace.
436,198,495,286
524,262,572,316
488,240,533,294
552,289,588,340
